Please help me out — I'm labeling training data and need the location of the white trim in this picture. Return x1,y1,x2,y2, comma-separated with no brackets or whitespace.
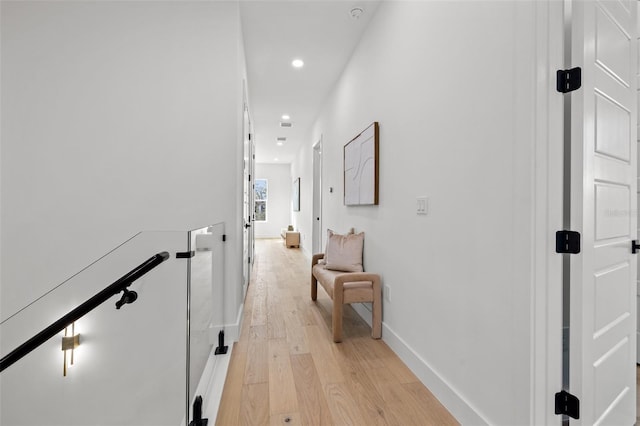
225,302,244,342
351,302,372,328
312,137,323,255
201,346,232,424
381,322,489,425
349,303,486,424
531,1,564,424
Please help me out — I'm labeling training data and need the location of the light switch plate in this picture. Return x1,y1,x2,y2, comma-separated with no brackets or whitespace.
417,197,428,215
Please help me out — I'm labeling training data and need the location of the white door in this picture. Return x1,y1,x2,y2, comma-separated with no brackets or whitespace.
312,139,323,254
242,102,252,296
250,136,255,271
569,0,637,423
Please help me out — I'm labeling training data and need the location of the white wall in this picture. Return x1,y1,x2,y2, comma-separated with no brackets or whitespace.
1,0,245,321
254,163,291,238
292,2,545,424
291,142,314,257
1,1,246,422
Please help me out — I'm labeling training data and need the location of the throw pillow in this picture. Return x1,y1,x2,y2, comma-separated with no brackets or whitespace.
324,229,364,272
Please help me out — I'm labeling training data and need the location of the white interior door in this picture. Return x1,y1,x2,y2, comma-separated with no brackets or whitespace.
242,102,251,296
312,139,323,254
250,136,255,271
569,0,637,423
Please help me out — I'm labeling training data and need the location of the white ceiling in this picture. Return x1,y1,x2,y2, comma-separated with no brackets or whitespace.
240,0,381,164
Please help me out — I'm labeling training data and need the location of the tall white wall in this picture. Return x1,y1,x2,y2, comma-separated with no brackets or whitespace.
292,2,543,424
254,163,291,238
291,143,314,257
1,1,246,422
1,0,245,323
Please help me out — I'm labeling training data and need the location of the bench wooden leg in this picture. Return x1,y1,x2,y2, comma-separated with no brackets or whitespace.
372,294,382,339
311,275,318,301
333,291,344,343
372,278,382,339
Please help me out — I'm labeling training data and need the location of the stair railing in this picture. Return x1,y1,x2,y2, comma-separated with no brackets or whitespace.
0,251,170,372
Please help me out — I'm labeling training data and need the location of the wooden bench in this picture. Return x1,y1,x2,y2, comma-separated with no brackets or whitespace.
281,229,300,248
311,253,381,343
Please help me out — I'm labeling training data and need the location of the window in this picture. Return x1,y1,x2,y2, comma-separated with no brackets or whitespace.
254,179,267,221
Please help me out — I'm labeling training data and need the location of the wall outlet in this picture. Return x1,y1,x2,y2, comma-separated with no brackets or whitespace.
384,285,391,302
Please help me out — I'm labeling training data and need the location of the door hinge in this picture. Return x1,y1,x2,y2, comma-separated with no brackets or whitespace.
555,390,580,419
556,67,582,93
248,256,251,264
222,234,226,242
249,133,252,141
556,230,581,254
632,240,640,253
249,174,251,182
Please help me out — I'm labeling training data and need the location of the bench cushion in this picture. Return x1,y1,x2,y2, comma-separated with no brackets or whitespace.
312,264,372,298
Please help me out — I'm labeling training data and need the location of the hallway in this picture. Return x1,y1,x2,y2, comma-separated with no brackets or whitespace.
216,239,458,425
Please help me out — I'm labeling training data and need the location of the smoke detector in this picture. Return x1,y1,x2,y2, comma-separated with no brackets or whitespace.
350,7,364,19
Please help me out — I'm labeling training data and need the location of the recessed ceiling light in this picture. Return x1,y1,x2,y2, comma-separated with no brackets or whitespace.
291,59,304,68
277,142,283,146
282,114,290,120
274,158,279,161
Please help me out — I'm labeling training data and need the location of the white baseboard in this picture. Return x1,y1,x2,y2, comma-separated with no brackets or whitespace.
228,302,243,341
199,346,232,424
351,302,373,327
350,303,488,425
190,305,243,424
208,303,244,352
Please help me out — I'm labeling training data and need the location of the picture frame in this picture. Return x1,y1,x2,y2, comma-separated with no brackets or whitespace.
344,122,379,206
293,177,300,211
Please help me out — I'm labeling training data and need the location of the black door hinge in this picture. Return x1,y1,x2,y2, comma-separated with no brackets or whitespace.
557,67,582,93
555,390,580,419
249,133,252,141
176,251,195,259
222,234,226,242
632,240,640,253
556,231,581,254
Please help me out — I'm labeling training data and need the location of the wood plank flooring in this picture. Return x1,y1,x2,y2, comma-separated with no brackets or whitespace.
216,238,458,426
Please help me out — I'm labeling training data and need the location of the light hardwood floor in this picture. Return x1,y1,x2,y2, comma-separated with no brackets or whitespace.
216,238,458,426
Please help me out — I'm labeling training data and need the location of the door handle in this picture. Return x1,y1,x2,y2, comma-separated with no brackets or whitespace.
245,223,251,229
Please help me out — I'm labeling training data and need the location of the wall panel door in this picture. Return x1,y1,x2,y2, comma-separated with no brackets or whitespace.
569,1,637,424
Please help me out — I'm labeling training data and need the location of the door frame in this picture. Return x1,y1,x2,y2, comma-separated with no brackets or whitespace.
312,137,323,255
241,83,254,299
532,1,565,424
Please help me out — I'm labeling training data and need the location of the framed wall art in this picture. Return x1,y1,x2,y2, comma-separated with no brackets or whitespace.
293,177,300,211
344,122,379,206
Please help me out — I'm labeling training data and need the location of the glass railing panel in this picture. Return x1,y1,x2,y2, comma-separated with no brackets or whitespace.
187,223,225,423
0,231,189,426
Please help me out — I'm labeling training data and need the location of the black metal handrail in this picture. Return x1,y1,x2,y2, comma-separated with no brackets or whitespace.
0,251,170,373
